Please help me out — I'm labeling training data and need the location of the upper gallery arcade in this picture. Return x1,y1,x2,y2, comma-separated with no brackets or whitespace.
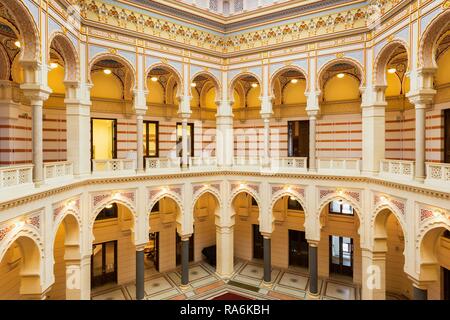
0,0,448,301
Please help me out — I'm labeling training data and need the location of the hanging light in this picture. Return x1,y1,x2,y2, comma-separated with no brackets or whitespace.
387,68,397,74
151,76,158,82
337,73,345,79
191,82,197,87
290,79,298,84
103,69,112,75
50,62,59,69
14,40,21,48
105,203,113,209
251,83,258,88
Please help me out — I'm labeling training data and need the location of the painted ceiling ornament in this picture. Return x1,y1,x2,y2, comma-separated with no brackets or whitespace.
443,0,450,9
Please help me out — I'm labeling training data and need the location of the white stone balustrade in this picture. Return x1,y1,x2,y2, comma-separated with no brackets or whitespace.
189,157,217,169
92,159,136,173
271,157,308,172
233,156,261,169
0,165,34,188
44,161,73,181
425,162,450,188
379,159,415,181
317,158,361,175
145,157,181,173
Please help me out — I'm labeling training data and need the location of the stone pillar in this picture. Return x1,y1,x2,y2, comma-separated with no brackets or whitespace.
261,116,271,167
21,87,50,186
21,286,52,300
136,112,145,173
65,83,91,177
136,245,145,300
181,117,189,168
216,225,234,279
361,99,386,175
412,284,427,300
307,111,318,171
308,241,319,298
180,235,191,287
80,255,91,300
216,100,234,167
407,92,435,181
361,248,386,300
262,233,272,285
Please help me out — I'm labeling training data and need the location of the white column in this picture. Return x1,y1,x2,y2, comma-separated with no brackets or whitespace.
307,110,318,171
407,92,434,181
260,96,273,167
216,100,234,167
65,83,91,177
216,225,234,279
181,117,189,168
136,112,145,172
361,248,386,300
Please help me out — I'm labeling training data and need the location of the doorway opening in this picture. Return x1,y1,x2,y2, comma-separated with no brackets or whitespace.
253,224,264,260
329,235,353,277
91,240,118,288
289,230,309,269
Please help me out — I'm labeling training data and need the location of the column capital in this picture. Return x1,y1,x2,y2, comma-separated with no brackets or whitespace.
307,239,319,247
179,233,192,241
406,91,436,107
306,109,319,118
20,84,51,103
261,231,272,239
135,243,147,251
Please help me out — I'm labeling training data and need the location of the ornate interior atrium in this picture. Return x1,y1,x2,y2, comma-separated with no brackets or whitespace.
0,0,448,301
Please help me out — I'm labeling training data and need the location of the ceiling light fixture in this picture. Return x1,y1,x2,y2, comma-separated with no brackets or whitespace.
103,69,112,75
290,79,298,84
105,204,113,209
388,68,397,74
337,73,345,79
191,82,197,87
50,62,59,69
251,83,258,88
151,76,158,82
14,41,21,48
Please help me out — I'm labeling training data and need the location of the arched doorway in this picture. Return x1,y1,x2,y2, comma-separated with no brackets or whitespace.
0,235,43,299
48,213,81,300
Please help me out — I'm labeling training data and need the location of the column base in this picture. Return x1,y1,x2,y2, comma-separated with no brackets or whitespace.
34,180,44,188
261,281,273,289
179,284,191,291
306,291,321,300
415,176,425,183
214,271,233,281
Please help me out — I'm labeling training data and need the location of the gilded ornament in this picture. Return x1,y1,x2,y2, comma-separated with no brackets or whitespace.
108,48,117,54
336,52,344,58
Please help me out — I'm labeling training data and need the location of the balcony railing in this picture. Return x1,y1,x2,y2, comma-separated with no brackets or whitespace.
233,156,262,169
425,162,450,187
272,157,308,172
189,157,217,169
379,159,414,181
0,164,33,188
146,157,181,172
92,159,135,173
44,161,73,181
317,158,361,174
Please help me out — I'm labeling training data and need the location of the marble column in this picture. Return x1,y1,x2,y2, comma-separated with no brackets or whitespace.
216,100,234,167
136,245,145,300
262,116,270,167
216,225,234,279
181,118,189,169
414,104,426,180
263,234,271,285
181,236,190,287
413,285,427,300
136,112,145,173
307,111,318,171
308,241,319,296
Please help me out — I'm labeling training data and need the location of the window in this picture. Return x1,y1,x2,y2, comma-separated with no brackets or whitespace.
329,201,354,216
95,203,118,221
287,197,303,211
144,121,159,158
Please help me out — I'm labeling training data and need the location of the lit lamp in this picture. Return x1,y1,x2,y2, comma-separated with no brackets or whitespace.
290,79,298,84
337,73,345,79
151,76,158,82
103,69,112,75
191,82,197,87
387,68,397,74
50,62,59,69
105,203,113,209
251,83,258,88
14,41,21,48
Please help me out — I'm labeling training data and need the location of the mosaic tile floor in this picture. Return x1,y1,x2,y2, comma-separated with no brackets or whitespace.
91,259,364,300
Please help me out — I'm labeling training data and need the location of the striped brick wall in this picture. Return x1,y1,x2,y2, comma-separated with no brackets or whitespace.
426,104,446,163
0,105,32,166
385,109,415,161
316,114,362,159
43,109,67,162
233,119,288,157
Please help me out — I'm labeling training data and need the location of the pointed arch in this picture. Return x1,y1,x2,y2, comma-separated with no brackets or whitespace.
228,72,262,99
373,39,410,88
49,32,80,83
145,63,183,97
269,65,308,96
419,9,450,69
317,57,365,90
191,70,222,101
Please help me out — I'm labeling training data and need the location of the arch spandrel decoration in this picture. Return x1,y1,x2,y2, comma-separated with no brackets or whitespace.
0,210,44,263
147,186,184,215
52,197,82,233
191,183,222,210
90,190,137,227
269,185,308,225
